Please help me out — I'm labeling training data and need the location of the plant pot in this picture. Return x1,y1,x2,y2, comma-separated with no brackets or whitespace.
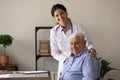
0,55,9,66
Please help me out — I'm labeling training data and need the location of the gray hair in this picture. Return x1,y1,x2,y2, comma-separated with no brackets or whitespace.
69,32,84,40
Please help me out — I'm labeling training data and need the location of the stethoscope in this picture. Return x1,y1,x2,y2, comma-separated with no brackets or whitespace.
58,19,73,34
70,20,73,34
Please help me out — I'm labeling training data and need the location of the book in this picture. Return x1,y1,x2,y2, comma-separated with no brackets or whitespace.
39,40,51,55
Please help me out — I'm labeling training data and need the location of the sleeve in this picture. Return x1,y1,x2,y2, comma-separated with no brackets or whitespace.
82,56,94,80
92,57,100,79
50,29,67,62
78,24,95,49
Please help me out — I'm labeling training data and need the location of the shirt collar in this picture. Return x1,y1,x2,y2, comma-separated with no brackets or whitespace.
54,24,60,31
61,22,71,31
54,21,71,32
71,47,88,57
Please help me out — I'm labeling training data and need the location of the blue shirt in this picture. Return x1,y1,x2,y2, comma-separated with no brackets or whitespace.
60,47,99,80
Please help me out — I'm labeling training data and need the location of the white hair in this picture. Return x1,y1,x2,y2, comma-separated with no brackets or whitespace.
69,32,84,40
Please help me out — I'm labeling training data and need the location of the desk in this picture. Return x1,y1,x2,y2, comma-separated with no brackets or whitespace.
0,71,51,80
0,77,50,80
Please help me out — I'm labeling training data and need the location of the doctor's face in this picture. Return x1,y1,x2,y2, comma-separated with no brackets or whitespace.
53,9,68,27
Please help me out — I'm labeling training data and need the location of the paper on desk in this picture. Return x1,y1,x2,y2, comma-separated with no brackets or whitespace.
15,71,49,74
0,71,13,74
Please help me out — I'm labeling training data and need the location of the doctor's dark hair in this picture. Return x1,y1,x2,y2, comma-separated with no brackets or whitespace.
51,4,67,17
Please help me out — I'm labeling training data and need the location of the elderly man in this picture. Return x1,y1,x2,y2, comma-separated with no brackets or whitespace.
60,32,100,80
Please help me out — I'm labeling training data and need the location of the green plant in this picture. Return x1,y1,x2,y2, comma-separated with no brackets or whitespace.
99,58,120,80
0,34,14,55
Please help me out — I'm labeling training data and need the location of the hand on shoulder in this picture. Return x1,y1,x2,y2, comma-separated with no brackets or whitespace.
89,48,96,57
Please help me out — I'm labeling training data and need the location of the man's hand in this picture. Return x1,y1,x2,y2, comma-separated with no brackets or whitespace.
89,48,96,57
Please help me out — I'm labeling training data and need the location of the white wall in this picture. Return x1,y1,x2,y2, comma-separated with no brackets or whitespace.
0,0,120,79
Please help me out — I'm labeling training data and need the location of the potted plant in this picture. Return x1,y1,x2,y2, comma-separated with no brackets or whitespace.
0,34,14,65
98,58,120,80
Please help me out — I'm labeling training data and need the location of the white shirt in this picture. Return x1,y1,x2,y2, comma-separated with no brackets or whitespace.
50,22,94,78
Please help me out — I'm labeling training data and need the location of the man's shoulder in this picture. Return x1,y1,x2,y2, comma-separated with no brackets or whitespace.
80,48,90,58
82,51,91,58
82,51,99,64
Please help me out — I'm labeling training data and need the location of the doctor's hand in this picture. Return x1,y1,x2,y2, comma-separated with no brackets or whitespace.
89,48,96,57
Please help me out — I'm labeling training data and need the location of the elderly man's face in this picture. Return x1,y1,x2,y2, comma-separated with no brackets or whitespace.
70,36,86,56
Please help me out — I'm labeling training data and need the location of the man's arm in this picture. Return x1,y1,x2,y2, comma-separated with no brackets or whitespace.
82,56,94,80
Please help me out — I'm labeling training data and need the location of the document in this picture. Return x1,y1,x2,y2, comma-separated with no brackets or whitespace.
15,70,50,74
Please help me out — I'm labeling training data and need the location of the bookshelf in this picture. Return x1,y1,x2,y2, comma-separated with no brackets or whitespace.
35,26,53,71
